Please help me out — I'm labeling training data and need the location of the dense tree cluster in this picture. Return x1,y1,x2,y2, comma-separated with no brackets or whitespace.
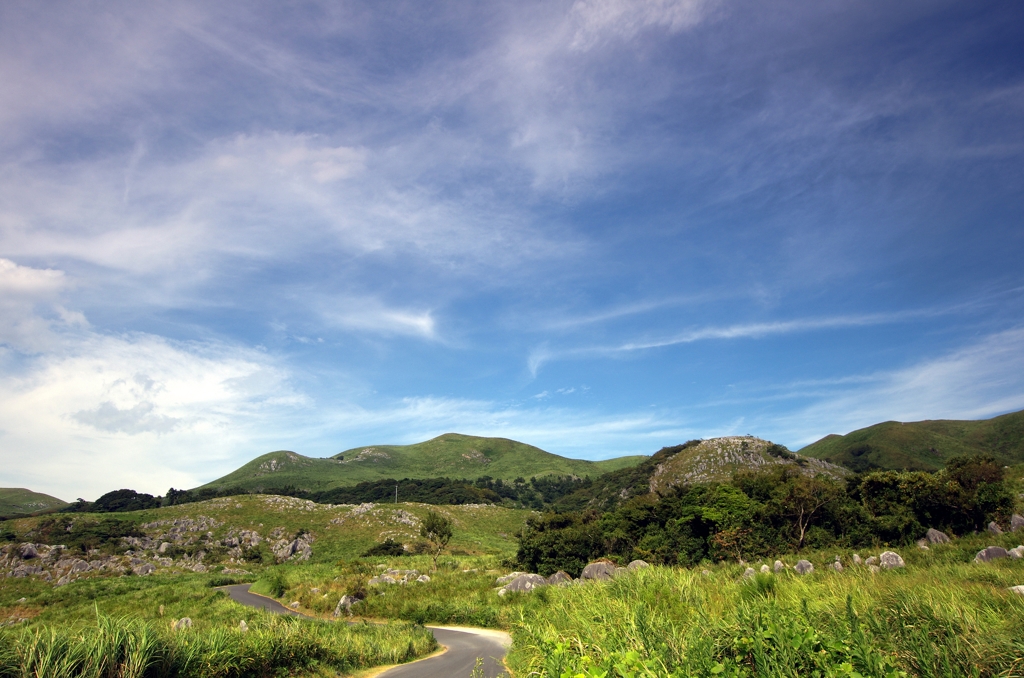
62,489,162,514
517,455,1015,577
162,474,591,509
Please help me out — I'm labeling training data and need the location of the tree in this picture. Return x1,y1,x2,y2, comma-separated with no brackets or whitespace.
420,510,453,570
771,475,843,550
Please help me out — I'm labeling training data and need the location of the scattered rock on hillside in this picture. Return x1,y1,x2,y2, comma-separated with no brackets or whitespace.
172,618,192,631
580,561,616,581
830,558,843,572
239,620,248,632
916,539,930,550
988,522,1003,535
334,595,362,616
1008,546,1024,559
627,559,649,570
1009,585,1024,595
742,567,755,579
794,560,814,575
547,571,572,585
879,551,904,569
19,544,38,560
926,528,950,544
852,554,862,565
1012,514,1024,532
865,556,878,566
499,573,548,596
760,564,770,574
976,546,1009,563
774,560,785,572
495,572,526,585
273,536,312,563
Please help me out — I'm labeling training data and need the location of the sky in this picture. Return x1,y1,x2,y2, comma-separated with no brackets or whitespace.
1,0,1023,501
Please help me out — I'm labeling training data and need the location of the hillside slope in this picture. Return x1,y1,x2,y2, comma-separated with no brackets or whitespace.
554,437,847,511
0,488,67,517
798,409,1024,471
199,433,647,493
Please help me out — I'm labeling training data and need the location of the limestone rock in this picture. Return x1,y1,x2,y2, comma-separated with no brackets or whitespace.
134,563,156,576
501,573,548,595
879,551,904,569
495,572,527,585
19,544,38,560
868,565,880,574
614,567,627,577
852,554,863,565
547,571,572,585
760,564,770,574
333,595,362,616
1008,585,1024,595
926,528,951,544
172,618,192,631
794,560,814,575
742,567,755,579
916,539,930,550
830,559,843,573
1008,546,1024,559
975,546,1009,563
416,574,430,583
865,556,878,566
773,560,785,572
580,561,616,581
627,559,650,570
988,521,1004,535
1012,514,1024,532
239,620,248,632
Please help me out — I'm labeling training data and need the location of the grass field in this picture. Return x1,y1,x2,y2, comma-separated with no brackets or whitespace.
198,433,648,493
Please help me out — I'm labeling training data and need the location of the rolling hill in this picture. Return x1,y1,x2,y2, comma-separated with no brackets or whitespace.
798,408,1024,472
0,488,68,517
198,433,648,493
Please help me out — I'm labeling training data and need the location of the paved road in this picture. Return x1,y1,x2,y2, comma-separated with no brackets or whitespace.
219,584,510,677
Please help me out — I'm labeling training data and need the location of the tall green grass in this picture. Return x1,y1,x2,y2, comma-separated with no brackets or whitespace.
0,612,435,678
505,565,1024,677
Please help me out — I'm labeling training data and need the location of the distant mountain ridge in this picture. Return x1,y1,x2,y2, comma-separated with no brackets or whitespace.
798,409,1024,471
0,488,68,517
197,433,647,493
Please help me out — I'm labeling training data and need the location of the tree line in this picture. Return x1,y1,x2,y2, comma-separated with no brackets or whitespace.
516,454,1015,577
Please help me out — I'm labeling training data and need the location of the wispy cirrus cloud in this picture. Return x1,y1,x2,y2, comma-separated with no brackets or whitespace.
527,307,956,375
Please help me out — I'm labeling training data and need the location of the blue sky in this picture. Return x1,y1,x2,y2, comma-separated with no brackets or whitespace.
1,0,1023,500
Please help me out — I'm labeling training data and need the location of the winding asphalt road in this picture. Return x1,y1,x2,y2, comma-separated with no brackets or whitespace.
219,584,510,677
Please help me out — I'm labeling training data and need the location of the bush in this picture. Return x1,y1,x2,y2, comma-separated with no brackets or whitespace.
362,539,407,557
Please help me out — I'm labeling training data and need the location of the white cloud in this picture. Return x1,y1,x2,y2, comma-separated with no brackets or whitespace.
0,258,85,351
527,308,955,374
569,0,719,50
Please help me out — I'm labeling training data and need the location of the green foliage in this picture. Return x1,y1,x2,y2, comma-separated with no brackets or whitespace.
0,612,435,678
29,517,143,555
257,569,288,598
362,538,407,557
62,489,162,514
421,510,454,569
517,455,1017,569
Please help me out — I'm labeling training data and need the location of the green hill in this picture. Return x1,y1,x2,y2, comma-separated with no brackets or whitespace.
798,408,1024,472
0,488,68,517
553,437,848,512
198,433,648,493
